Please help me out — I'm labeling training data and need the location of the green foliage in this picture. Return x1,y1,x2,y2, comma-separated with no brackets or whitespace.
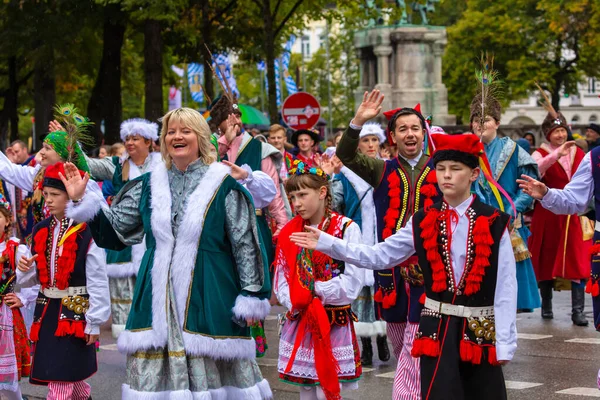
442,0,600,122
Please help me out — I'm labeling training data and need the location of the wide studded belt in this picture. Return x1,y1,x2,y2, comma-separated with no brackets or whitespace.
42,286,88,299
424,297,494,318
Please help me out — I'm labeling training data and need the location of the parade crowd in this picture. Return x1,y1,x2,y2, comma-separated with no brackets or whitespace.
0,76,599,400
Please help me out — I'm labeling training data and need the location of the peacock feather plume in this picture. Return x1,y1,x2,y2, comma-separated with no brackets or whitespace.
48,103,95,172
474,52,503,127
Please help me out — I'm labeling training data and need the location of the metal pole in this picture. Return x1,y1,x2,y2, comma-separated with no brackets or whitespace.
325,20,333,145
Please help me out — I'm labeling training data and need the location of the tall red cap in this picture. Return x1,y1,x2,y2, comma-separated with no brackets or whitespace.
383,103,422,121
431,133,484,158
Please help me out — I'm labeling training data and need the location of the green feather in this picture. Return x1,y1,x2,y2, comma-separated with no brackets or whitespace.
50,104,95,171
474,52,503,125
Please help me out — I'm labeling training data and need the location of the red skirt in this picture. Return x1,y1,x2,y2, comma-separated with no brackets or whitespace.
12,308,31,379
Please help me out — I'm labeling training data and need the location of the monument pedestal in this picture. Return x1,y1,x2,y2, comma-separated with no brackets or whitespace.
354,25,456,125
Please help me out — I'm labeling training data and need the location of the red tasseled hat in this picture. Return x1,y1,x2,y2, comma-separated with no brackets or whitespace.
383,104,425,146
42,162,84,192
431,133,484,169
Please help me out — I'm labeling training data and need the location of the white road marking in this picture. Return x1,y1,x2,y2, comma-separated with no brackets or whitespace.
565,338,600,344
555,387,600,397
505,381,543,390
375,371,396,379
517,333,553,340
256,358,278,367
99,343,118,351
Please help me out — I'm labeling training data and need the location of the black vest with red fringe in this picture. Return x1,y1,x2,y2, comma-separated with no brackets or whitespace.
410,197,510,366
372,155,441,323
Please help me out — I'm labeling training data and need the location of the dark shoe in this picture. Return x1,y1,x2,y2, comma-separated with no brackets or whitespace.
572,285,589,326
376,335,390,362
360,337,373,366
540,280,554,319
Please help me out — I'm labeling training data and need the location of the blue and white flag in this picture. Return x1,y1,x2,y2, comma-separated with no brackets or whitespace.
281,35,298,96
213,53,240,98
187,63,204,104
260,60,282,107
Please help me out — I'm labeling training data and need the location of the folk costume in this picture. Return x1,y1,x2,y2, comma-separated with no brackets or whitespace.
66,154,273,398
85,118,162,338
0,195,33,400
331,122,388,366
17,163,110,399
337,106,441,400
469,95,541,311
540,146,600,331
274,162,365,400
315,134,518,400
529,110,591,324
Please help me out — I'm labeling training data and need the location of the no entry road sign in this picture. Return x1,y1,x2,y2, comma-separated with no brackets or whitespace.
282,92,321,130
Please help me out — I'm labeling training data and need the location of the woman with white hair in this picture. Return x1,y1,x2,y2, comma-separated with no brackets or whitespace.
327,122,391,367
62,108,273,398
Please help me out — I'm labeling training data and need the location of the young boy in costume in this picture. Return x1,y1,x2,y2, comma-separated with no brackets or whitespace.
274,160,365,400
292,134,518,400
16,163,110,400
0,193,34,400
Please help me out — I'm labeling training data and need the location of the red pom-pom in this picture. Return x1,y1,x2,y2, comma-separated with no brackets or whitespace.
488,346,499,366
30,322,41,342
593,281,600,297
426,171,437,184
420,184,438,198
382,228,393,239
586,279,593,294
374,288,384,303
387,290,397,306
411,337,440,358
387,172,400,186
419,293,426,305
460,340,473,362
388,187,401,198
389,197,401,210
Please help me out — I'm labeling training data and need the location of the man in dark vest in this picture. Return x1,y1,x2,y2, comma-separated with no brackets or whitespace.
292,133,518,400
336,89,441,399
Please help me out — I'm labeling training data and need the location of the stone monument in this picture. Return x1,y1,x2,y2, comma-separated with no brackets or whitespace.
355,1,456,124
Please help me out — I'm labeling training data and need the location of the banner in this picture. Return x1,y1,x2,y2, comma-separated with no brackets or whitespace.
281,35,298,96
258,60,282,107
187,63,204,104
213,53,240,98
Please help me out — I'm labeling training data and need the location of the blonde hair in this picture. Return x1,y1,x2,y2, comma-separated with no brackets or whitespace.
159,108,216,168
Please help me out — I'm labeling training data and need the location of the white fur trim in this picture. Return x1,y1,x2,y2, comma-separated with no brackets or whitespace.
120,118,159,142
66,188,105,223
232,295,270,321
354,320,387,338
182,332,256,360
121,379,272,400
118,162,174,353
359,122,386,143
112,323,126,339
172,162,229,336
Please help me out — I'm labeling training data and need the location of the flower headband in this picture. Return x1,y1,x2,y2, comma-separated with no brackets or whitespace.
289,160,330,181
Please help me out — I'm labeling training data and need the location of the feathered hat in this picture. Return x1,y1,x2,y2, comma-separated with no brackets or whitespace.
469,54,503,124
359,122,386,143
207,94,241,133
45,104,94,173
120,118,159,142
535,83,569,139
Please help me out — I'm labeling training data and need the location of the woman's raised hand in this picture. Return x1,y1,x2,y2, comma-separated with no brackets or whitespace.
59,162,89,201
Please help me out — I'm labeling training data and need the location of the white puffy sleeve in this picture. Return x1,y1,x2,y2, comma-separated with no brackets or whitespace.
84,240,111,335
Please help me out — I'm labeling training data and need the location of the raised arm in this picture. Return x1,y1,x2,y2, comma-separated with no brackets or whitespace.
336,90,386,188
518,152,593,215
291,217,416,271
85,154,117,182
314,220,366,305
0,150,41,191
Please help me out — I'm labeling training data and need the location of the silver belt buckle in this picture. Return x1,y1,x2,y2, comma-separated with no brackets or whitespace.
456,305,465,317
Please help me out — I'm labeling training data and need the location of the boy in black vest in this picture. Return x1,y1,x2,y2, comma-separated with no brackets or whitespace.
16,162,110,400
291,133,517,400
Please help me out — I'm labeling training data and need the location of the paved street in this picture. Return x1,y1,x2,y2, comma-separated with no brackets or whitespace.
19,291,600,399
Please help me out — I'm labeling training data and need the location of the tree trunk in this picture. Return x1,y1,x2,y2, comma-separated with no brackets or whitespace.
7,56,19,143
87,4,126,145
33,48,56,151
144,19,164,122
551,79,561,112
263,0,278,124
201,0,214,104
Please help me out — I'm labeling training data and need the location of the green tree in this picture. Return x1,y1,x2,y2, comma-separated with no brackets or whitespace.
443,0,600,123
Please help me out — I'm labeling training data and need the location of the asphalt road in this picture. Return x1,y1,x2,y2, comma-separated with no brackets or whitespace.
18,291,600,399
